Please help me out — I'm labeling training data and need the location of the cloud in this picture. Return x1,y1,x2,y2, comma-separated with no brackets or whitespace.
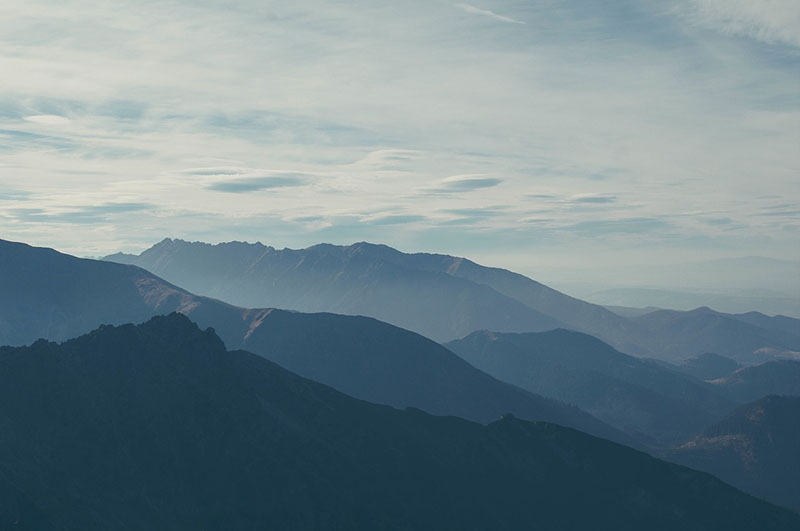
682,0,800,47
567,194,617,204
361,214,426,225
0,189,32,201
453,3,525,24
181,167,245,176
207,173,310,193
565,218,671,235
8,202,154,224
23,114,71,125
431,175,503,193
0,0,797,266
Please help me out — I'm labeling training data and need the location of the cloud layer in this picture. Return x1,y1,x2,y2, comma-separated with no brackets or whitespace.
0,0,797,275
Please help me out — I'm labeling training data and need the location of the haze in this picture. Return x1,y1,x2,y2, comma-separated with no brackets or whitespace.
1,0,798,305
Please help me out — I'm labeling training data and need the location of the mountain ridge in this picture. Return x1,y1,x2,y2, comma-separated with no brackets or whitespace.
0,314,797,529
104,238,800,361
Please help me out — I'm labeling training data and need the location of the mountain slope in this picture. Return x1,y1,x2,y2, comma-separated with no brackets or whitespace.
668,396,800,513
632,307,800,363
0,238,629,446
709,360,800,403
105,239,800,360
446,329,736,445
0,314,796,530
106,239,564,342
673,352,742,381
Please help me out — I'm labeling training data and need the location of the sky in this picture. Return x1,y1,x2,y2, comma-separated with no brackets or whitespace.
1,0,799,281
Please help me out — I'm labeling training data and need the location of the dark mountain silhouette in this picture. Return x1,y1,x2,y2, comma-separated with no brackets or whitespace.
0,238,630,446
709,360,800,403
105,239,800,361
0,315,797,530
673,352,742,381
668,395,800,513
446,329,735,445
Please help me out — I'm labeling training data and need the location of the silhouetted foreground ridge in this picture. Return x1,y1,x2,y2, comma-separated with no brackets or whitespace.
0,314,797,530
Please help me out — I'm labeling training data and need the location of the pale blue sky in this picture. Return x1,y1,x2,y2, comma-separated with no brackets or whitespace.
1,0,798,276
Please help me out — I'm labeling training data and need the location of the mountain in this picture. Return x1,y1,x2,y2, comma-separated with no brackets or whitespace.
673,353,742,381
631,307,800,363
105,239,800,361
710,360,800,403
587,286,800,319
0,238,630,446
106,240,565,343
725,312,800,337
0,315,797,530
668,395,800,514
446,329,735,445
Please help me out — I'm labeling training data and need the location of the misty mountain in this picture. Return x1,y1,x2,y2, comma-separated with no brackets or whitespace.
0,238,629,446
709,360,800,403
446,329,735,445
632,307,800,363
587,286,800,319
106,240,565,343
672,353,742,381
668,395,800,514
0,314,797,530
105,239,800,361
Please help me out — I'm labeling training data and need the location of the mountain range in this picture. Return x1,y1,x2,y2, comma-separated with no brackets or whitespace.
105,238,800,362
4,237,800,516
0,314,796,530
0,238,629,446
446,329,736,445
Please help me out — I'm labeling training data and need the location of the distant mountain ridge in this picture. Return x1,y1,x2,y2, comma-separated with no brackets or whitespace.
106,238,800,361
0,238,631,446
106,239,566,343
1,314,796,529
446,329,736,445
709,360,800,403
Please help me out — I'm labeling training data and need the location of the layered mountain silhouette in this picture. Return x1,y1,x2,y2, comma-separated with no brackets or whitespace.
106,240,565,342
105,239,800,361
669,395,800,513
0,238,630,446
709,360,800,403
631,307,800,363
0,314,797,530
670,352,742,382
446,329,735,445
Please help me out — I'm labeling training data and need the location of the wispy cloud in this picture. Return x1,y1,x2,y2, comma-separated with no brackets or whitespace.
430,174,503,193
0,0,797,266
567,194,617,204
23,114,71,125
682,0,800,47
453,3,525,24
207,173,311,193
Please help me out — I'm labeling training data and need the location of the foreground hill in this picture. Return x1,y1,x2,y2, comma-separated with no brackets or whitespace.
668,396,800,513
105,239,800,360
0,238,628,446
0,315,796,530
446,329,735,445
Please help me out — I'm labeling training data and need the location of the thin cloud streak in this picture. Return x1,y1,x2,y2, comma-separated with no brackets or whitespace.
453,3,525,24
